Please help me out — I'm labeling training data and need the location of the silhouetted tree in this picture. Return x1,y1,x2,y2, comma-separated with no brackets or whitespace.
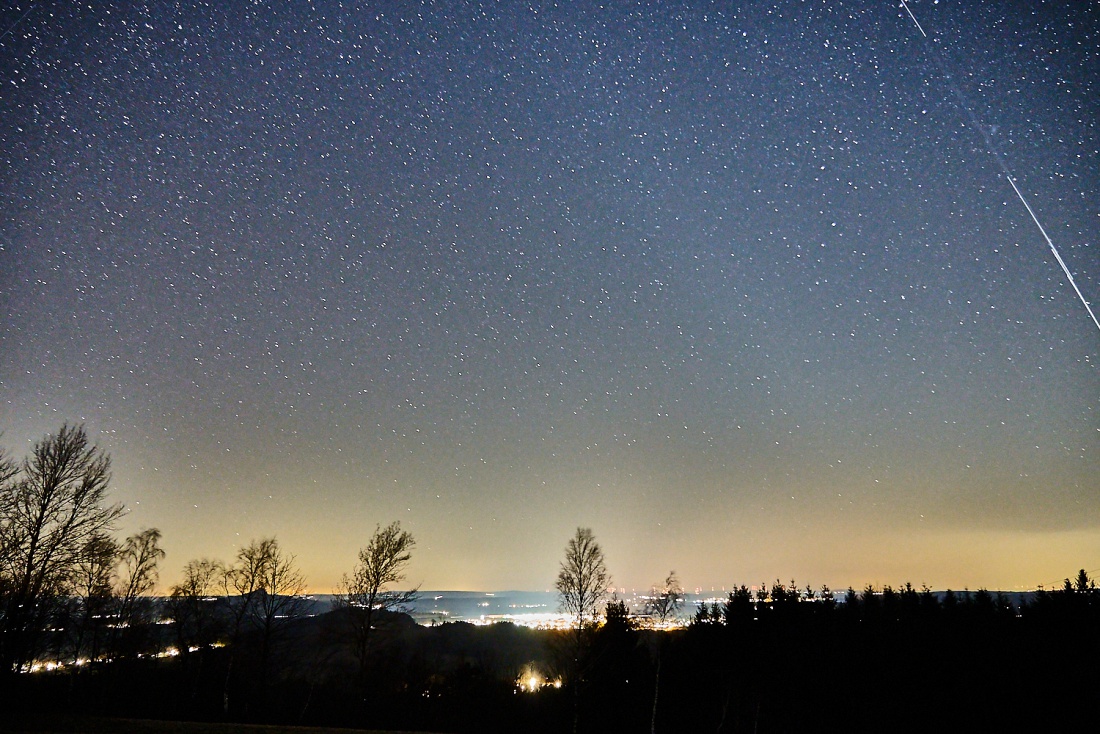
646,572,685,627
1072,569,1095,593
556,527,610,633
860,584,879,621
768,578,800,620
112,527,165,656
221,542,265,715
645,571,684,734
335,521,418,685
255,540,307,692
971,588,996,620
603,598,633,633
920,584,939,617
555,527,610,734
168,557,225,654
819,585,837,613
753,583,769,622
881,585,899,622
899,583,921,621
224,541,265,642
166,557,224,708
0,425,124,674
724,585,754,626
994,592,1015,620
221,537,306,714
942,588,959,616
69,533,118,664
0,446,20,560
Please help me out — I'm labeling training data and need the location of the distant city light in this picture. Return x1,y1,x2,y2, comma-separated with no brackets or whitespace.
516,664,562,693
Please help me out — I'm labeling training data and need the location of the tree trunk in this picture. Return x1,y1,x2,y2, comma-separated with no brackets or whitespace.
651,645,662,734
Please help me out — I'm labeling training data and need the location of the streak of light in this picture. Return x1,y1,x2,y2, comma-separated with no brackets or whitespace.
0,2,37,44
898,0,1100,333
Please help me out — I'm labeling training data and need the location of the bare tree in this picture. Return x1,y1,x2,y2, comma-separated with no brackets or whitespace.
220,537,307,713
223,539,268,645
167,557,225,705
646,571,684,627
250,538,308,674
116,529,165,619
69,534,119,664
0,446,21,577
555,527,610,734
168,558,224,654
645,571,684,734
336,521,418,683
112,528,165,656
221,540,269,714
224,539,307,645
556,527,610,632
0,425,124,674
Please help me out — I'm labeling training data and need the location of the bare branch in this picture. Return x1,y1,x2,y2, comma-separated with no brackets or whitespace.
0,425,124,672
555,527,611,630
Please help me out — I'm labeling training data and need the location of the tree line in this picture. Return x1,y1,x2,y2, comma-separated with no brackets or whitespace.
0,426,418,704
551,526,1099,733
3,425,1097,732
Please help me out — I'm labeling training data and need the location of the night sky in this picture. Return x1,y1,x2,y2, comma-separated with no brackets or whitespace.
1,0,1097,593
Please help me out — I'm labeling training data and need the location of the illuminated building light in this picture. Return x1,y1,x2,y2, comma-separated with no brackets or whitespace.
516,664,561,693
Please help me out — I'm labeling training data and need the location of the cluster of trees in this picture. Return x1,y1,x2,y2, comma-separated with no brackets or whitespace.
4,426,1098,732
554,528,686,734
689,579,1028,626
552,527,1098,733
0,427,418,701
546,525,1099,733
0,424,166,674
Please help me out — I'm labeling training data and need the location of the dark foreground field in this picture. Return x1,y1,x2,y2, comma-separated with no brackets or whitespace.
3,582,1098,733
0,715,431,734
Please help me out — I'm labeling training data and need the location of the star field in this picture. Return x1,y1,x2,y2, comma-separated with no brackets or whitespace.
1,0,1097,592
